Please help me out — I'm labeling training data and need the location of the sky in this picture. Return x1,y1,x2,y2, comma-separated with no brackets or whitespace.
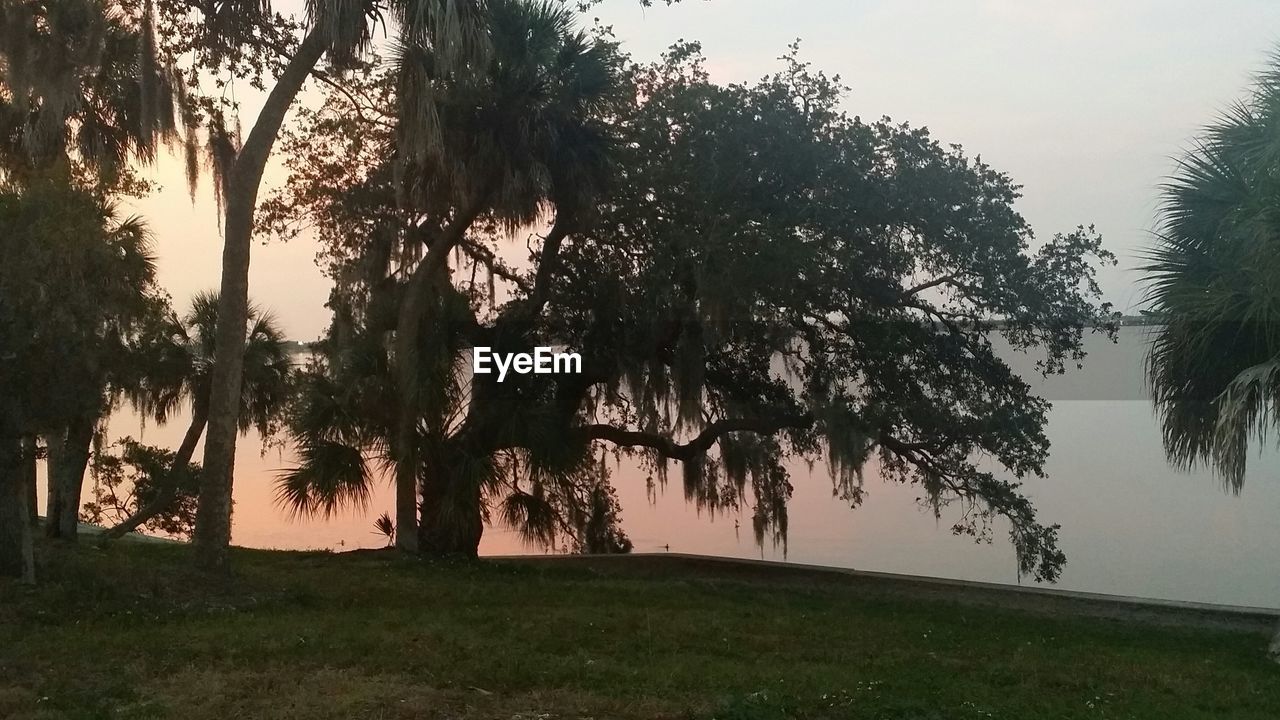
132,0,1280,340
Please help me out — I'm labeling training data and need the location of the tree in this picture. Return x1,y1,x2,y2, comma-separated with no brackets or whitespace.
130,0,679,569
0,0,499,567
0,0,188,190
121,0,492,569
83,438,204,539
0,180,158,578
1,0,189,549
268,37,1117,574
270,0,626,556
1142,54,1280,659
102,291,292,538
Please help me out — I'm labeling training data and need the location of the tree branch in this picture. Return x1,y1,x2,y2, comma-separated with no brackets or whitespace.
459,238,532,293
528,212,574,316
585,413,813,462
904,274,956,296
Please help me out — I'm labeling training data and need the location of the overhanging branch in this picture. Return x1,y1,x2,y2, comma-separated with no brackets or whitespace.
585,413,813,462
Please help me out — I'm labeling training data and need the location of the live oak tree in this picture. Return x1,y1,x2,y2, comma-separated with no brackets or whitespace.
266,29,1117,576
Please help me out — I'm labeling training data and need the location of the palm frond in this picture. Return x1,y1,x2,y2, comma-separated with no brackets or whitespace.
275,438,374,519
1143,48,1280,490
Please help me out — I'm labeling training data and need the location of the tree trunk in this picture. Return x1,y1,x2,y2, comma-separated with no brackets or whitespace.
43,419,92,540
391,256,448,554
22,435,37,532
105,405,207,539
1270,623,1280,662
391,196,492,554
0,404,34,582
47,415,94,540
417,467,483,559
193,29,326,571
44,428,65,538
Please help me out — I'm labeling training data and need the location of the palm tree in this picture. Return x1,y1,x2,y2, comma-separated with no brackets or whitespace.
0,178,160,576
103,292,291,538
1,0,189,545
187,0,491,569
273,0,621,557
391,0,619,554
1143,55,1280,659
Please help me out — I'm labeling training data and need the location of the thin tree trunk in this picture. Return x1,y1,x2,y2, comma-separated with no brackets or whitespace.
22,435,37,532
0,403,34,582
193,29,326,571
105,406,207,539
50,414,94,540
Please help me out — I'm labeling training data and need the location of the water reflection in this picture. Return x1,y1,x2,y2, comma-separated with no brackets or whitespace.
64,327,1280,609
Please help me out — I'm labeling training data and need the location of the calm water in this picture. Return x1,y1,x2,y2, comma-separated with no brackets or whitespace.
75,326,1280,609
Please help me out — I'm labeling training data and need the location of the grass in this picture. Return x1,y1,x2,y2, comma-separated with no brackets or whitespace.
1,542,1278,719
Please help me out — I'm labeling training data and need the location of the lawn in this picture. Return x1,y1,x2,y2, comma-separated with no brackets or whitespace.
2,542,1278,719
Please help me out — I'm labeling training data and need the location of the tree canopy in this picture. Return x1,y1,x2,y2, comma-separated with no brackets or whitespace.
264,25,1117,579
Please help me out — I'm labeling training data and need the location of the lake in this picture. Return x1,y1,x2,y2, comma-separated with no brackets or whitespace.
79,326,1280,609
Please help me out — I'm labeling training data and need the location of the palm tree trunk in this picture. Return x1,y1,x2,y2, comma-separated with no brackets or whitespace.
417,457,483,558
392,256,450,554
0,401,34,582
193,29,326,571
105,405,207,539
391,196,492,554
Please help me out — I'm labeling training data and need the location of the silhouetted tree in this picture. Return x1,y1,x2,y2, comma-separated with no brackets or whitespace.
0,181,158,577
266,39,1117,575
1142,53,1280,660
104,292,291,538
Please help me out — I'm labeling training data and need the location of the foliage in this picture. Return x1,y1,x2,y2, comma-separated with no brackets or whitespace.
268,0,637,555
82,438,201,538
0,179,161,437
127,291,294,438
560,44,1117,581
95,291,292,539
0,0,190,193
372,511,396,546
1143,53,1280,491
263,4,1116,578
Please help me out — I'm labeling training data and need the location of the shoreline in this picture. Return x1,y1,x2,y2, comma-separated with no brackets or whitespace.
489,552,1280,634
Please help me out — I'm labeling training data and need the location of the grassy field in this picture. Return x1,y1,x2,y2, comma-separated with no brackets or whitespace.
2,542,1279,719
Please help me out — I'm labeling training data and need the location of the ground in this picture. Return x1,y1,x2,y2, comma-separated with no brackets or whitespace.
2,542,1278,719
